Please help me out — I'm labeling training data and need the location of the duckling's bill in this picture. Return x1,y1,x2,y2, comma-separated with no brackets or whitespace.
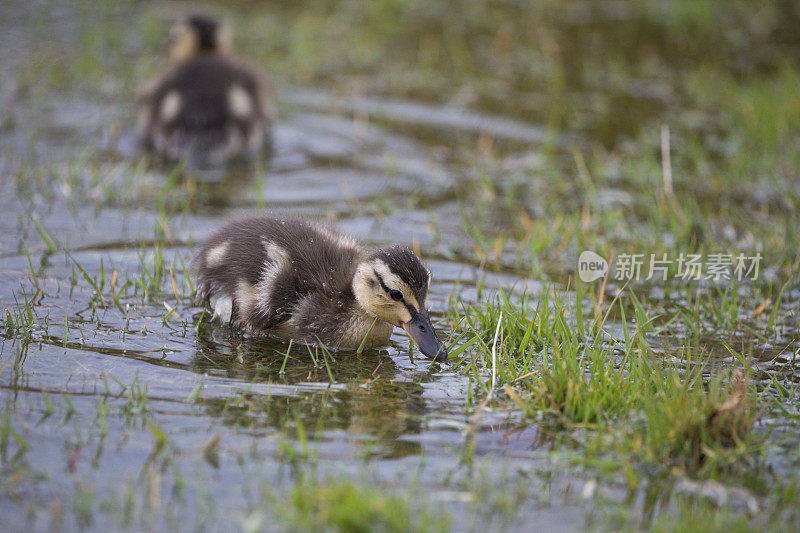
402,309,448,362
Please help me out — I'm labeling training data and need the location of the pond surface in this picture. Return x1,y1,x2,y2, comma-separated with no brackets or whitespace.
2,1,799,531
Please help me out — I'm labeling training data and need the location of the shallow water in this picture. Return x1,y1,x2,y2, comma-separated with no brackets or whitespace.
2,1,799,531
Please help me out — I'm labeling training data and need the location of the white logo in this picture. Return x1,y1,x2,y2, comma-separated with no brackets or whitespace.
578,251,609,282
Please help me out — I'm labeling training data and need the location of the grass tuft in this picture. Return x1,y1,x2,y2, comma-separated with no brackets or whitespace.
452,285,760,474
279,476,449,533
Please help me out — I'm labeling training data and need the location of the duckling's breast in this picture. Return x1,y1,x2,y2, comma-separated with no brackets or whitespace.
272,290,393,350
341,316,395,350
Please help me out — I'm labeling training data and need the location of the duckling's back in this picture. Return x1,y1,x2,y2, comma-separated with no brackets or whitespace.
193,217,366,337
137,56,272,165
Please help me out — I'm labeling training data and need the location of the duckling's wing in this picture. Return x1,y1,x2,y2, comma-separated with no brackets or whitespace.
194,218,300,329
194,218,363,338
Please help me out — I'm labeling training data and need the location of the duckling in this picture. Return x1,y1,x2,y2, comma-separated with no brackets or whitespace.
193,217,448,361
135,15,274,165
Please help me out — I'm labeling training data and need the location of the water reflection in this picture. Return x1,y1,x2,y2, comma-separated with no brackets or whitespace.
193,324,428,457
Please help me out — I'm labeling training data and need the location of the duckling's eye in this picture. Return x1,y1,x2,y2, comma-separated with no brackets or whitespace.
389,289,403,301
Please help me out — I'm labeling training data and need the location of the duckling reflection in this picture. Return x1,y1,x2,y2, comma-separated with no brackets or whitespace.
136,15,274,165
193,329,426,458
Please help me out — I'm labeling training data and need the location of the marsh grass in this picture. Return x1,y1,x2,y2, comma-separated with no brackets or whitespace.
451,284,761,476
271,474,449,533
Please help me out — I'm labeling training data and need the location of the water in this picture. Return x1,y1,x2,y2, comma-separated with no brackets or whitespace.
1,1,799,531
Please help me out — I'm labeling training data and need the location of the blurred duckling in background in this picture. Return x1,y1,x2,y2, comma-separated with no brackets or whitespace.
136,15,274,165
194,217,449,361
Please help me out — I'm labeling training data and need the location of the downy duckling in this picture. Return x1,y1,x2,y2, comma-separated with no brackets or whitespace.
193,217,448,361
136,15,274,165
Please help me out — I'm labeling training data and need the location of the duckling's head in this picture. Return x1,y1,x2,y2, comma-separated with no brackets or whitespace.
353,247,448,361
170,15,232,60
